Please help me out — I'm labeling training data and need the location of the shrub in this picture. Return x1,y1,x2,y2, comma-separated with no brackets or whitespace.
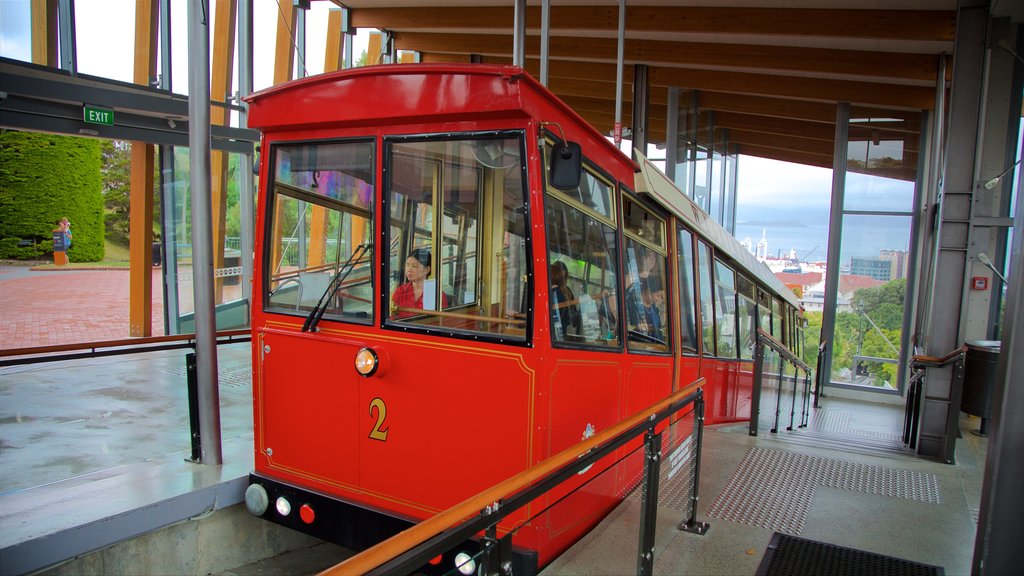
0,130,105,261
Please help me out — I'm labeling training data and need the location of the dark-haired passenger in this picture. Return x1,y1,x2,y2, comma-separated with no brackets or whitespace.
392,248,448,317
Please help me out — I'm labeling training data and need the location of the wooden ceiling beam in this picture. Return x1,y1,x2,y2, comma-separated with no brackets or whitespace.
649,67,935,110
351,7,955,42
714,112,837,142
395,31,938,82
727,129,833,158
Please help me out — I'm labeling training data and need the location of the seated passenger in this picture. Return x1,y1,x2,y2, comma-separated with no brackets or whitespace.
550,260,581,339
392,248,448,318
625,251,666,341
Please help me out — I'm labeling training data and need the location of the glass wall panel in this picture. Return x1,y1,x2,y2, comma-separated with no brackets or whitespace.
0,3,31,63
831,214,910,390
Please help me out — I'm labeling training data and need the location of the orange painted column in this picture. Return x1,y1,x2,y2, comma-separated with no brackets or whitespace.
128,0,158,337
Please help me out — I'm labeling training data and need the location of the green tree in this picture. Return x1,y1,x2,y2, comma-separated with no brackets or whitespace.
0,130,105,261
100,140,132,245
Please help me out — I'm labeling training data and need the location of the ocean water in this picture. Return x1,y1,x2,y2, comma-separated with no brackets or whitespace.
734,211,912,263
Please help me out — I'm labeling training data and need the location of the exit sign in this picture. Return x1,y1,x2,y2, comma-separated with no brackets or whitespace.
83,105,114,126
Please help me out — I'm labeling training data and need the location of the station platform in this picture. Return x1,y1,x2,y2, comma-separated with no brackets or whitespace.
0,339,985,575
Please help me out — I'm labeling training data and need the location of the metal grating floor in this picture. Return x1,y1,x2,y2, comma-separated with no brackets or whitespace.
756,532,944,576
708,447,940,534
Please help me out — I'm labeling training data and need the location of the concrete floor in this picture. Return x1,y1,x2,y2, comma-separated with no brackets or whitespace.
1,340,986,575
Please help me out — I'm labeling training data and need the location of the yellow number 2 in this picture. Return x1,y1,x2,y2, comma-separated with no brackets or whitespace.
368,397,389,441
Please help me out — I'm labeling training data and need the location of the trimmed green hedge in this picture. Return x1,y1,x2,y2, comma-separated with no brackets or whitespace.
0,130,105,261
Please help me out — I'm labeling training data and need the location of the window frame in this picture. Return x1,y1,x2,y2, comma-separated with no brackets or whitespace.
261,137,376,324
381,130,533,345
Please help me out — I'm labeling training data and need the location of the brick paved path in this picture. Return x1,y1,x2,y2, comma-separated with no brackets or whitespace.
0,266,166,349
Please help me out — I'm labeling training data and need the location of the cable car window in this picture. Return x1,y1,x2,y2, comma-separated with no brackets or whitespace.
264,140,374,323
697,241,715,356
714,259,737,358
545,194,620,348
736,274,757,360
676,227,698,354
385,135,528,341
622,195,668,354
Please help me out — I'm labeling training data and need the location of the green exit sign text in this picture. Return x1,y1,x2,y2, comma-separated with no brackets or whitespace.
83,105,114,126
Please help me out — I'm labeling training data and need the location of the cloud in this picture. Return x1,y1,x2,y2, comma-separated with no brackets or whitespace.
737,154,833,208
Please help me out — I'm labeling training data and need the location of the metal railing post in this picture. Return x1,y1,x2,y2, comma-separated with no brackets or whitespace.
750,337,765,436
787,360,799,431
637,425,662,576
185,352,201,462
771,354,785,433
680,391,710,535
800,368,811,428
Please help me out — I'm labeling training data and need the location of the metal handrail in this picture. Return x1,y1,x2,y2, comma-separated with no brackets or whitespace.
903,345,967,448
750,329,814,436
320,378,707,576
0,329,251,366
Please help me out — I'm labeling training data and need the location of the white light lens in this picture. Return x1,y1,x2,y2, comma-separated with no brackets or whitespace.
275,496,292,516
454,552,476,575
354,347,378,376
244,483,269,516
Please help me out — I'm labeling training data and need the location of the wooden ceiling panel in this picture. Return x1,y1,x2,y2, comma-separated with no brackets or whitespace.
344,2,946,170
350,6,955,43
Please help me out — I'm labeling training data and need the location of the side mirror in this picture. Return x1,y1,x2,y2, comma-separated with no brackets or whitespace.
549,141,582,191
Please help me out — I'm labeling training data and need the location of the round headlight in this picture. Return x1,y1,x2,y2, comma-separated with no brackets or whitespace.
454,552,476,575
355,347,379,377
244,483,269,516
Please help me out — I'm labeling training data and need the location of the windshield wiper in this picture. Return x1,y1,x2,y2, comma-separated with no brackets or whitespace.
302,243,372,332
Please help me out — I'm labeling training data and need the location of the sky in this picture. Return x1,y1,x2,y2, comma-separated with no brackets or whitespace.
0,0,921,265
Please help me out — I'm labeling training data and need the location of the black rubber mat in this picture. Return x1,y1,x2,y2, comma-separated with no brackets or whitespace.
756,532,944,576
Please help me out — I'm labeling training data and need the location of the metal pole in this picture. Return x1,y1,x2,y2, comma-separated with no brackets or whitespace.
819,102,851,392
342,8,354,69
680,391,710,535
512,0,526,67
771,351,784,434
637,426,662,576
238,0,254,309
188,0,222,465
787,360,798,431
540,0,550,85
158,0,178,335
296,5,307,76
613,0,625,147
750,336,765,436
666,87,679,181
57,0,77,73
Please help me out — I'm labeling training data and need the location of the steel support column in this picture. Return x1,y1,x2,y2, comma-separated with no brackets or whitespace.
818,102,851,393
666,87,679,181
512,0,526,67
238,0,254,309
188,0,222,465
613,0,625,147
973,138,1024,575
540,0,550,85
631,64,649,155
917,1,988,463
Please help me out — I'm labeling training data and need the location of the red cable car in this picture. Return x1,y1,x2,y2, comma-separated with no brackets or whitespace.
243,63,803,574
